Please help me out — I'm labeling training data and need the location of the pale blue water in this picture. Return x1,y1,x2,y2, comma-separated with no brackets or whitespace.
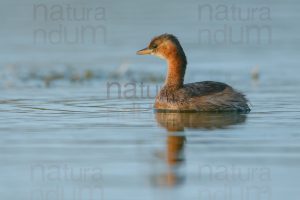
1,0,300,200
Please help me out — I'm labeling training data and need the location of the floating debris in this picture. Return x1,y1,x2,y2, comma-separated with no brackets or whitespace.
251,65,260,80
84,70,94,80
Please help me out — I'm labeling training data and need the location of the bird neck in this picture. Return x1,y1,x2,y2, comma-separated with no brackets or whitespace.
165,51,187,89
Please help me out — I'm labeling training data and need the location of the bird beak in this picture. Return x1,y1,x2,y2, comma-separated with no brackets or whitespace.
136,47,152,55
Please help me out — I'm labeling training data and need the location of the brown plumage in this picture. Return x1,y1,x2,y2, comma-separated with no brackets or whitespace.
137,33,250,112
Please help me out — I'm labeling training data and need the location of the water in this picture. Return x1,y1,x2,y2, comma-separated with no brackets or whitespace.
1,0,300,200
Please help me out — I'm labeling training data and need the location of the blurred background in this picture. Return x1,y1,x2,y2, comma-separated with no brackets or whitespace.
1,0,299,88
0,0,300,200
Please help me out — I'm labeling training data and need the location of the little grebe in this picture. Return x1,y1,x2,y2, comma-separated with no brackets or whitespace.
137,33,250,112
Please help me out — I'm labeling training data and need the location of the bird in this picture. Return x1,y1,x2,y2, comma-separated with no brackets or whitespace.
137,33,250,112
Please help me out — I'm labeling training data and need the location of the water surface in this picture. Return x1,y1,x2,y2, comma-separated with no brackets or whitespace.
1,0,300,199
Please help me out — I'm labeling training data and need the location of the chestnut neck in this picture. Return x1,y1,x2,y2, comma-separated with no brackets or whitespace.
165,50,187,89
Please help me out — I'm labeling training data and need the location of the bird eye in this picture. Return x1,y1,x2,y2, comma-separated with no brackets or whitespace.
151,44,158,49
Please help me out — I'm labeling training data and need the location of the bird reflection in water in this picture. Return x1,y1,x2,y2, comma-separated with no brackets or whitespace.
153,112,247,187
